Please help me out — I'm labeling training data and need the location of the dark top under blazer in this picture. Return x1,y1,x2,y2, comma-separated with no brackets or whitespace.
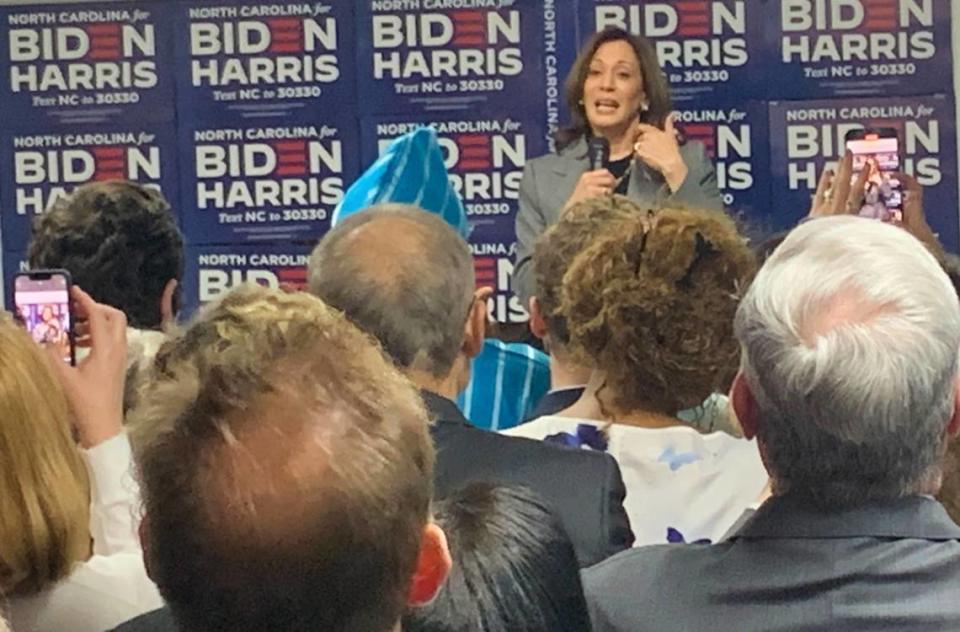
512,136,723,303
424,390,634,567
584,494,960,632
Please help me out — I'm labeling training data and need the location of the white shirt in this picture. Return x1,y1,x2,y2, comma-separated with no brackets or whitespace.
504,416,768,546
5,433,163,632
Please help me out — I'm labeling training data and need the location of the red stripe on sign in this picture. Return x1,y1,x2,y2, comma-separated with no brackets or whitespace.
96,159,126,171
88,48,121,60
455,23,485,34
677,27,710,36
93,171,124,181
459,160,492,170
864,20,897,30
453,35,484,46
269,42,303,53
92,146,124,156
676,1,709,11
277,158,307,168
271,32,303,43
275,165,308,176
267,18,301,30
273,140,307,151
475,258,496,266
680,14,710,25
90,34,121,44
457,135,490,146
451,10,484,22
278,269,307,280
683,124,713,135
86,23,121,35
461,147,491,159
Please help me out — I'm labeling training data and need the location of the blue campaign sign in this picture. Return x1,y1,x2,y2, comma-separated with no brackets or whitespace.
179,113,358,245
576,0,765,104
769,94,958,251
762,0,951,99
0,2,175,126
174,0,355,122
0,121,180,253
674,101,770,231
361,112,548,324
356,0,571,118
179,242,312,317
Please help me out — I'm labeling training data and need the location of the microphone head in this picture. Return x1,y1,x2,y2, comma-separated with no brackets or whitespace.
587,136,610,170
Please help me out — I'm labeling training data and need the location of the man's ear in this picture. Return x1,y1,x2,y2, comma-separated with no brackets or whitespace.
528,296,547,340
407,522,451,607
139,516,154,582
730,371,760,440
948,378,960,438
462,288,492,360
160,279,178,328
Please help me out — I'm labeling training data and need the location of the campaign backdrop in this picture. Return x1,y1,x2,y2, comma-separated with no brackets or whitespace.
173,0,355,123
178,114,357,244
770,94,958,250
0,0,956,322
180,242,311,315
0,120,179,252
0,2,175,125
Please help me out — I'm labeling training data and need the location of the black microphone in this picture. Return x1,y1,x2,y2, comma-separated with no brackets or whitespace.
587,136,610,171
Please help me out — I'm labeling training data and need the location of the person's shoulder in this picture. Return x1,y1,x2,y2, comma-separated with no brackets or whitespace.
584,540,725,596
449,417,615,468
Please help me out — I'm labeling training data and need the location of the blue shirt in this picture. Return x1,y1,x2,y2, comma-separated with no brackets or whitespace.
458,339,551,431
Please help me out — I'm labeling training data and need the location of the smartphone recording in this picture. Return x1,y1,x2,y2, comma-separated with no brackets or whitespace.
13,271,75,365
844,129,903,223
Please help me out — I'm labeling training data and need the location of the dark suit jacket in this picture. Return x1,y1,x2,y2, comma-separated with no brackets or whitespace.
524,386,586,423
425,390,634,567
512,137,723,302
584,495,960,631
109,607,176,632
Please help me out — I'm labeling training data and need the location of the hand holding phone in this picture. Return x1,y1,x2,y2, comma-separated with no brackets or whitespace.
48,287,129,448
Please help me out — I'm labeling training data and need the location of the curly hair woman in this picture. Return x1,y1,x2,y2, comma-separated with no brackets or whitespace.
506,196,767,545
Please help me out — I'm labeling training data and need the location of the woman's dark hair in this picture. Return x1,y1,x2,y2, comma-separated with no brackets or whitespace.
404,484,591,632
557,27,673,150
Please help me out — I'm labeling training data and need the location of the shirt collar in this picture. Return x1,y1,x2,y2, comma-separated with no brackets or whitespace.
732,494,960,541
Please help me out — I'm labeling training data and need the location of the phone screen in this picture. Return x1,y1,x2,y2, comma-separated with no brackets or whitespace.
14,273,74,364
846,134,903,223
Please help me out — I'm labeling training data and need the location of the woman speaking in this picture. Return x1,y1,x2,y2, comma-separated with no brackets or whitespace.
512,28,723,303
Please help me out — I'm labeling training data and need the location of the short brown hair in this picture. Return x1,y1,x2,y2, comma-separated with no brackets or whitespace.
0,315,90,596
130,285,434,632
558,27,673,149
560,196,754,414
534,202,629,346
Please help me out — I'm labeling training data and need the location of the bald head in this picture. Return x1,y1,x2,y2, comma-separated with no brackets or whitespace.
308,205,476,378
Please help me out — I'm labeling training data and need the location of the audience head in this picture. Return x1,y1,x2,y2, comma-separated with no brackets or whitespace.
733,216,960,508
404,483,591,632
28,181,184,330
308,204,488,386
557,195,754,415
129,285,449,632
531,199,626,354
0,315,90,597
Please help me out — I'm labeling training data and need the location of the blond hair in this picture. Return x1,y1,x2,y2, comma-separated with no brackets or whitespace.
0,316,90,596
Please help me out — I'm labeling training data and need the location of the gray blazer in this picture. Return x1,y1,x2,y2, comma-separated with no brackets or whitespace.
512,137,723,304
583,495,960,632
